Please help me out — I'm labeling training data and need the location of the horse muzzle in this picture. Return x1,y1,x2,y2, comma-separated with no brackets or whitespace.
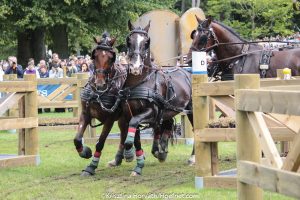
129,64,143,75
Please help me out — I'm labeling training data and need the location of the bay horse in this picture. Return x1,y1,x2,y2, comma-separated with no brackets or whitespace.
121,20,194,176
189,16,300,79
73,33,129,176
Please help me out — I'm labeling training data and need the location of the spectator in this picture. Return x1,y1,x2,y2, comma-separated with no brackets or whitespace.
0,63,4,81
80,63,89,73
49,63,63,78
24,58,40,78
5,56,23,78
48,52,61,73
39,65,49,78
0,64,4,98
66,60,78,77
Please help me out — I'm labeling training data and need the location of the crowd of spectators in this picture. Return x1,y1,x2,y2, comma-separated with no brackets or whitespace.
0,52,94,81
257,32,300,49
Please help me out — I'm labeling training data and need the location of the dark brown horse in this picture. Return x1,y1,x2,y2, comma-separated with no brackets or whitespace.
189,16,300,79
73,33,129,176
121,21,194,176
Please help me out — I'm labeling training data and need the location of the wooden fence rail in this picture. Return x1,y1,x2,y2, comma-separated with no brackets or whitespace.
0,74,39,169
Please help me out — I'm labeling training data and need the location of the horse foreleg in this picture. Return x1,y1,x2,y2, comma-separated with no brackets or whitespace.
108,117,128,167
73,107,92,159
124,108,153,161
131,129,145,176
82,120,114,176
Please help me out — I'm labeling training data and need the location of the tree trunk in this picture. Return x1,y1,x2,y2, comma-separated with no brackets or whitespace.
31,27,46,64
17,30,33,68
50,24,69,59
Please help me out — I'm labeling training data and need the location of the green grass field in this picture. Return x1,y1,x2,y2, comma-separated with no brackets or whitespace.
0,113,293,200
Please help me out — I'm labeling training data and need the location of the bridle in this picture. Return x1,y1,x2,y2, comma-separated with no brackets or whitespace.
126,29,150,71
190,20,219,52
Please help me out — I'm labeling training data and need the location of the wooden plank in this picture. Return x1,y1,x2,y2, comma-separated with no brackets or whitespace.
46,84,70,101
236,89,300,116
0,155,39,168
247,112,283,168
24,75,39,156
193,80,234,97
262,85,300,91
18,96,25,155
192,74,212,177
0,81,35,92
211,142,219,176
212,95,235,109
0,92,25,116
268,114,300,133
238,160,300,199
39,125,77,131
196,127,295,142
0,117,38,130
262,113,284,127
197,128,236,142
37,95,50,103
260,78,300,88
204,176,236,189
38,101,78,108
53,85,76,101
282,133,300,172
214,99,235,118
235,74,263,200
192,78,300,97
37,78,77,85
39,117,78,125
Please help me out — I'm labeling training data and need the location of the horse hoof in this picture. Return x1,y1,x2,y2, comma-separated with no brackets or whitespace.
124,148,135,162
130,171,140,177
79,146,92,159
152,151,159,158
107,159,118,167
157,152,168,162
81,171,93,177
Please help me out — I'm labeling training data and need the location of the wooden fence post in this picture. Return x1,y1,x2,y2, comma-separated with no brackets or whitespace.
235,74,263,200
193,74,211,188
24,74,38,155
276,69,289,154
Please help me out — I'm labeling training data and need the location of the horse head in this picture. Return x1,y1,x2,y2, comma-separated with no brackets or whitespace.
91,33,116,89
126,20,151,76
190,16,217,51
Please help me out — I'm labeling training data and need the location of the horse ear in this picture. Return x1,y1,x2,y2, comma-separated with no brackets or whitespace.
190,30,197,39
128,20,135,31
93,36,99,44
144,21,151,33
195,15,203,24
109,37,117,46
207,16,213,25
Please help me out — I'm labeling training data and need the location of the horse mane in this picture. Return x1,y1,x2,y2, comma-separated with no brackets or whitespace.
213,20,248,42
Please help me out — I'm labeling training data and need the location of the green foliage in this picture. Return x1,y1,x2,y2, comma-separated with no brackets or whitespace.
205,0,296,40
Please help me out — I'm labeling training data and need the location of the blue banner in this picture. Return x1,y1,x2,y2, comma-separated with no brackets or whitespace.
37,84,73,100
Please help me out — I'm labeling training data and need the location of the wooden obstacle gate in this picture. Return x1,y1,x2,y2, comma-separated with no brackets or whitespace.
236,74,300,200
0,74,39,168
192,73,300,193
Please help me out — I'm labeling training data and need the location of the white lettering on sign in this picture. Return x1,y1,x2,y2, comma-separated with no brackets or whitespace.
38,90,48,96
